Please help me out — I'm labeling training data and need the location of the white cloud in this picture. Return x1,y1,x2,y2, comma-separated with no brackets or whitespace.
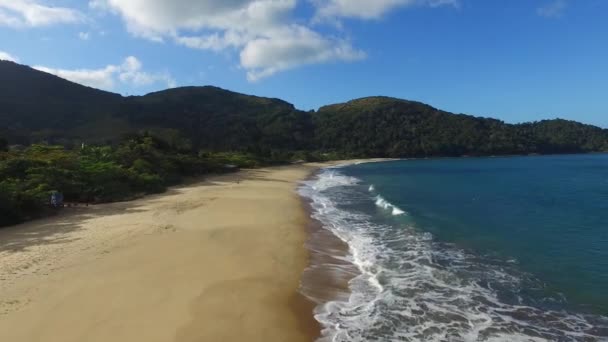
34,64,118,89
0,50,19,62
0,0,84,28
33,56,176,91
91,0,296,39
78,31,90,40
175,31,250,52
118,56,177,88
537,0,567,18
311,0,458,20
89,0,365,80
241,26,365,81
89,0,454,80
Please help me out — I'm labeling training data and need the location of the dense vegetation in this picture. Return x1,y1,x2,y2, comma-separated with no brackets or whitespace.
120,87,314,156
1,61,607,227
0,133,268,227
0,61,123,145
313,97,608,157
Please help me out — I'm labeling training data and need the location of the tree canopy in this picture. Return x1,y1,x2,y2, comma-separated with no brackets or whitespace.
312,97,608,157
0,133,268,227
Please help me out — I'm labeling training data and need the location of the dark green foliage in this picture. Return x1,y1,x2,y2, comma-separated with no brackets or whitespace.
2,62,606,159
0,137,7,151
515,119,608,154
0,62,312,154
0,61,122,145
0,134,262,227
119,86,313,156
313,97,608,157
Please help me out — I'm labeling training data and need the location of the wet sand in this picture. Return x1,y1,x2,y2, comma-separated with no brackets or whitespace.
0,165,320,342
299,199,358,305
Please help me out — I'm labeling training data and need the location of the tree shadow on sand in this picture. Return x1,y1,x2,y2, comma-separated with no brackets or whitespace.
0,203,148,254
0,167,300,255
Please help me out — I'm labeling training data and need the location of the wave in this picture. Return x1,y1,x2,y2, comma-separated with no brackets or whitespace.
368,183,406,216
299,169,608,342
375,194,406,216
308,170,360,192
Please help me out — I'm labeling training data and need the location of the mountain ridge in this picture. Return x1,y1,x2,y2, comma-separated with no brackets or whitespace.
1,60,607,157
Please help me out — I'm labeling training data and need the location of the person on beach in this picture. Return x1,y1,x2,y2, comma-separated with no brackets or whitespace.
50,192,58,207
50,191,64,208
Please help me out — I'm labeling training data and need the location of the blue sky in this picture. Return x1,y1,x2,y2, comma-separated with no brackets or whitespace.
1,0,607,127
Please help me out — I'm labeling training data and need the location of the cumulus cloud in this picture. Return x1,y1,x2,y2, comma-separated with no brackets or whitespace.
0,0,84,28
311,0,458,20
78,31,90,40
34,64,118,89
241,26,365,81
118,56,176,87
88,0,455,80
0,50,19,62
537,0,567,18
34,56,176,91
89,0,365,80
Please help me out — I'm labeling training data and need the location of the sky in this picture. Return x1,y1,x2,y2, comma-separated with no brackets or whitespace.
0,0,607,127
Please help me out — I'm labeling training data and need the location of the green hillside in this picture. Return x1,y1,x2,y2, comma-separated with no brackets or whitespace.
120,86,313,154
0,61,123,145
313,97,608,157
0,61,312,155
1,60,607,158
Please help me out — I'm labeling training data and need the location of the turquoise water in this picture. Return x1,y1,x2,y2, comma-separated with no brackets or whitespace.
346,155,608,315
300,155,608,341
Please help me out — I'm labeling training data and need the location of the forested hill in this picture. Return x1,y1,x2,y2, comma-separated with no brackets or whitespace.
0,61,123,144
0,61,312,154
121,86,313,154
313,97,608,157
1,60,607,158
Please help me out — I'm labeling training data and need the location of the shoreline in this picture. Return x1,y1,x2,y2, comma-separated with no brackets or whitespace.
0,165,321,342
297,158,398,340
0,158,397,342
297,156,608,340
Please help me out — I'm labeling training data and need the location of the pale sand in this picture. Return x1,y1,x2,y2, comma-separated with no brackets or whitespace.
0,165,322,342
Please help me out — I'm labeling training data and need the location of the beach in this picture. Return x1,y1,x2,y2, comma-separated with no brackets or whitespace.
0,165,321,342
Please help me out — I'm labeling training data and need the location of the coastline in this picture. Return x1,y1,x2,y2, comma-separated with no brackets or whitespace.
300,157,608,340
0,164,321,342
297,158,398,340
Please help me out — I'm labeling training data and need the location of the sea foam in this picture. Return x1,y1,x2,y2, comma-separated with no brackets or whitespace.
375,195,406,216
298,168,608,342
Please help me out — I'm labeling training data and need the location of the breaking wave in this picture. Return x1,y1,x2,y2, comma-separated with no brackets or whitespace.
298,169,608,342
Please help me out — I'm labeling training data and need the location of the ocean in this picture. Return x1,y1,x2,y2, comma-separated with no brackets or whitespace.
299,155,608,342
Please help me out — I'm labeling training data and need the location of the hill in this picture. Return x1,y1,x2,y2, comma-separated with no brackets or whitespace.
313,97,608,157
120,86,313,154
2,62,608,227
0,61,311,155
1,61,607,158
0,61,123,145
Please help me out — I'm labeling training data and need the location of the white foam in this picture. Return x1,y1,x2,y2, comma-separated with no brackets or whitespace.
368,185,375,192
375,195,406,216
392,207,405,216
298,168,608,342
307,170,360,192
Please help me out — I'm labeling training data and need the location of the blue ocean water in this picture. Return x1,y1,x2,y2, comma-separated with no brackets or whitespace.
299,155,608,341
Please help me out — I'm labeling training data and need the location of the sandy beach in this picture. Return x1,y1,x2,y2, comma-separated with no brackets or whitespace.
0,164,321,342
